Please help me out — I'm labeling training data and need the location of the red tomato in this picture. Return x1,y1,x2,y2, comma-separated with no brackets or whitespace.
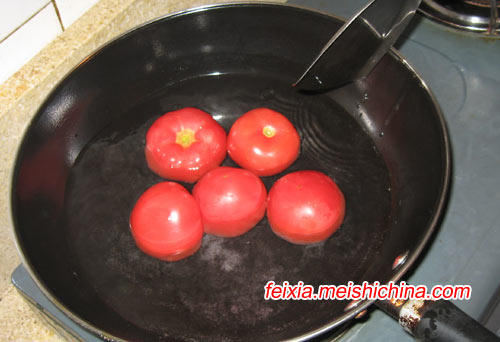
145,107,226,183
227,108,300,176
267,171,345,244
130,182,203,261
193,167,267,237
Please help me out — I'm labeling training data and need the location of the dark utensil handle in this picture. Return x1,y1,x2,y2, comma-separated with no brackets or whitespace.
376,299,500,341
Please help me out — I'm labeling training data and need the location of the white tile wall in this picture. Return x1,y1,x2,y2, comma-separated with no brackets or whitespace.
0,0,49,41
55,0,100,29
0,0,100,85
0,2,62,84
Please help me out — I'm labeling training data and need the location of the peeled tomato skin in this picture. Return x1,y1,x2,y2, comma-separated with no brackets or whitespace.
129,182,203,261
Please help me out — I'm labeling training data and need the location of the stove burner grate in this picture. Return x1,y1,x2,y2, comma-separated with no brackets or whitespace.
420,0,499,34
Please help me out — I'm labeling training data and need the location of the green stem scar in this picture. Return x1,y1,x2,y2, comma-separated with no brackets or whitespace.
262,125,276,138
176,129,196,148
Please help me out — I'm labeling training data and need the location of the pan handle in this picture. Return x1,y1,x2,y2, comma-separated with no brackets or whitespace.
376,299,500,341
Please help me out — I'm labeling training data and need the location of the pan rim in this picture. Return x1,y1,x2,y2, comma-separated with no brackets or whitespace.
9,2,451,341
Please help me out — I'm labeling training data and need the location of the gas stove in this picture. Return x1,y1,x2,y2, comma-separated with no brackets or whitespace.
12,1,500,341
420,0,499,34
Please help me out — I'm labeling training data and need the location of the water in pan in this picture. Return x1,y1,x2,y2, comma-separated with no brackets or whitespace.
63,72,391,341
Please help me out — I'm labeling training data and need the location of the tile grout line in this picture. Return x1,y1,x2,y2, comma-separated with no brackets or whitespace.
51,0,65,32
0,1,53,45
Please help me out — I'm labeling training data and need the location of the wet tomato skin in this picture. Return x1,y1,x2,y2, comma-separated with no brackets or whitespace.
145,107,226,183
193,167,267,237
267,170,345,244
130,182,203,261
227,108,300,176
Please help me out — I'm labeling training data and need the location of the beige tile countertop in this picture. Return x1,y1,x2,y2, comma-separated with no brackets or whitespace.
0,0,285,340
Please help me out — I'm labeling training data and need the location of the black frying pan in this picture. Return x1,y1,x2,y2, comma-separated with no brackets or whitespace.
11,3,494,342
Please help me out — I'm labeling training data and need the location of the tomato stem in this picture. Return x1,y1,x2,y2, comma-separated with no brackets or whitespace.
176,129,197,148
262,125,276,138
